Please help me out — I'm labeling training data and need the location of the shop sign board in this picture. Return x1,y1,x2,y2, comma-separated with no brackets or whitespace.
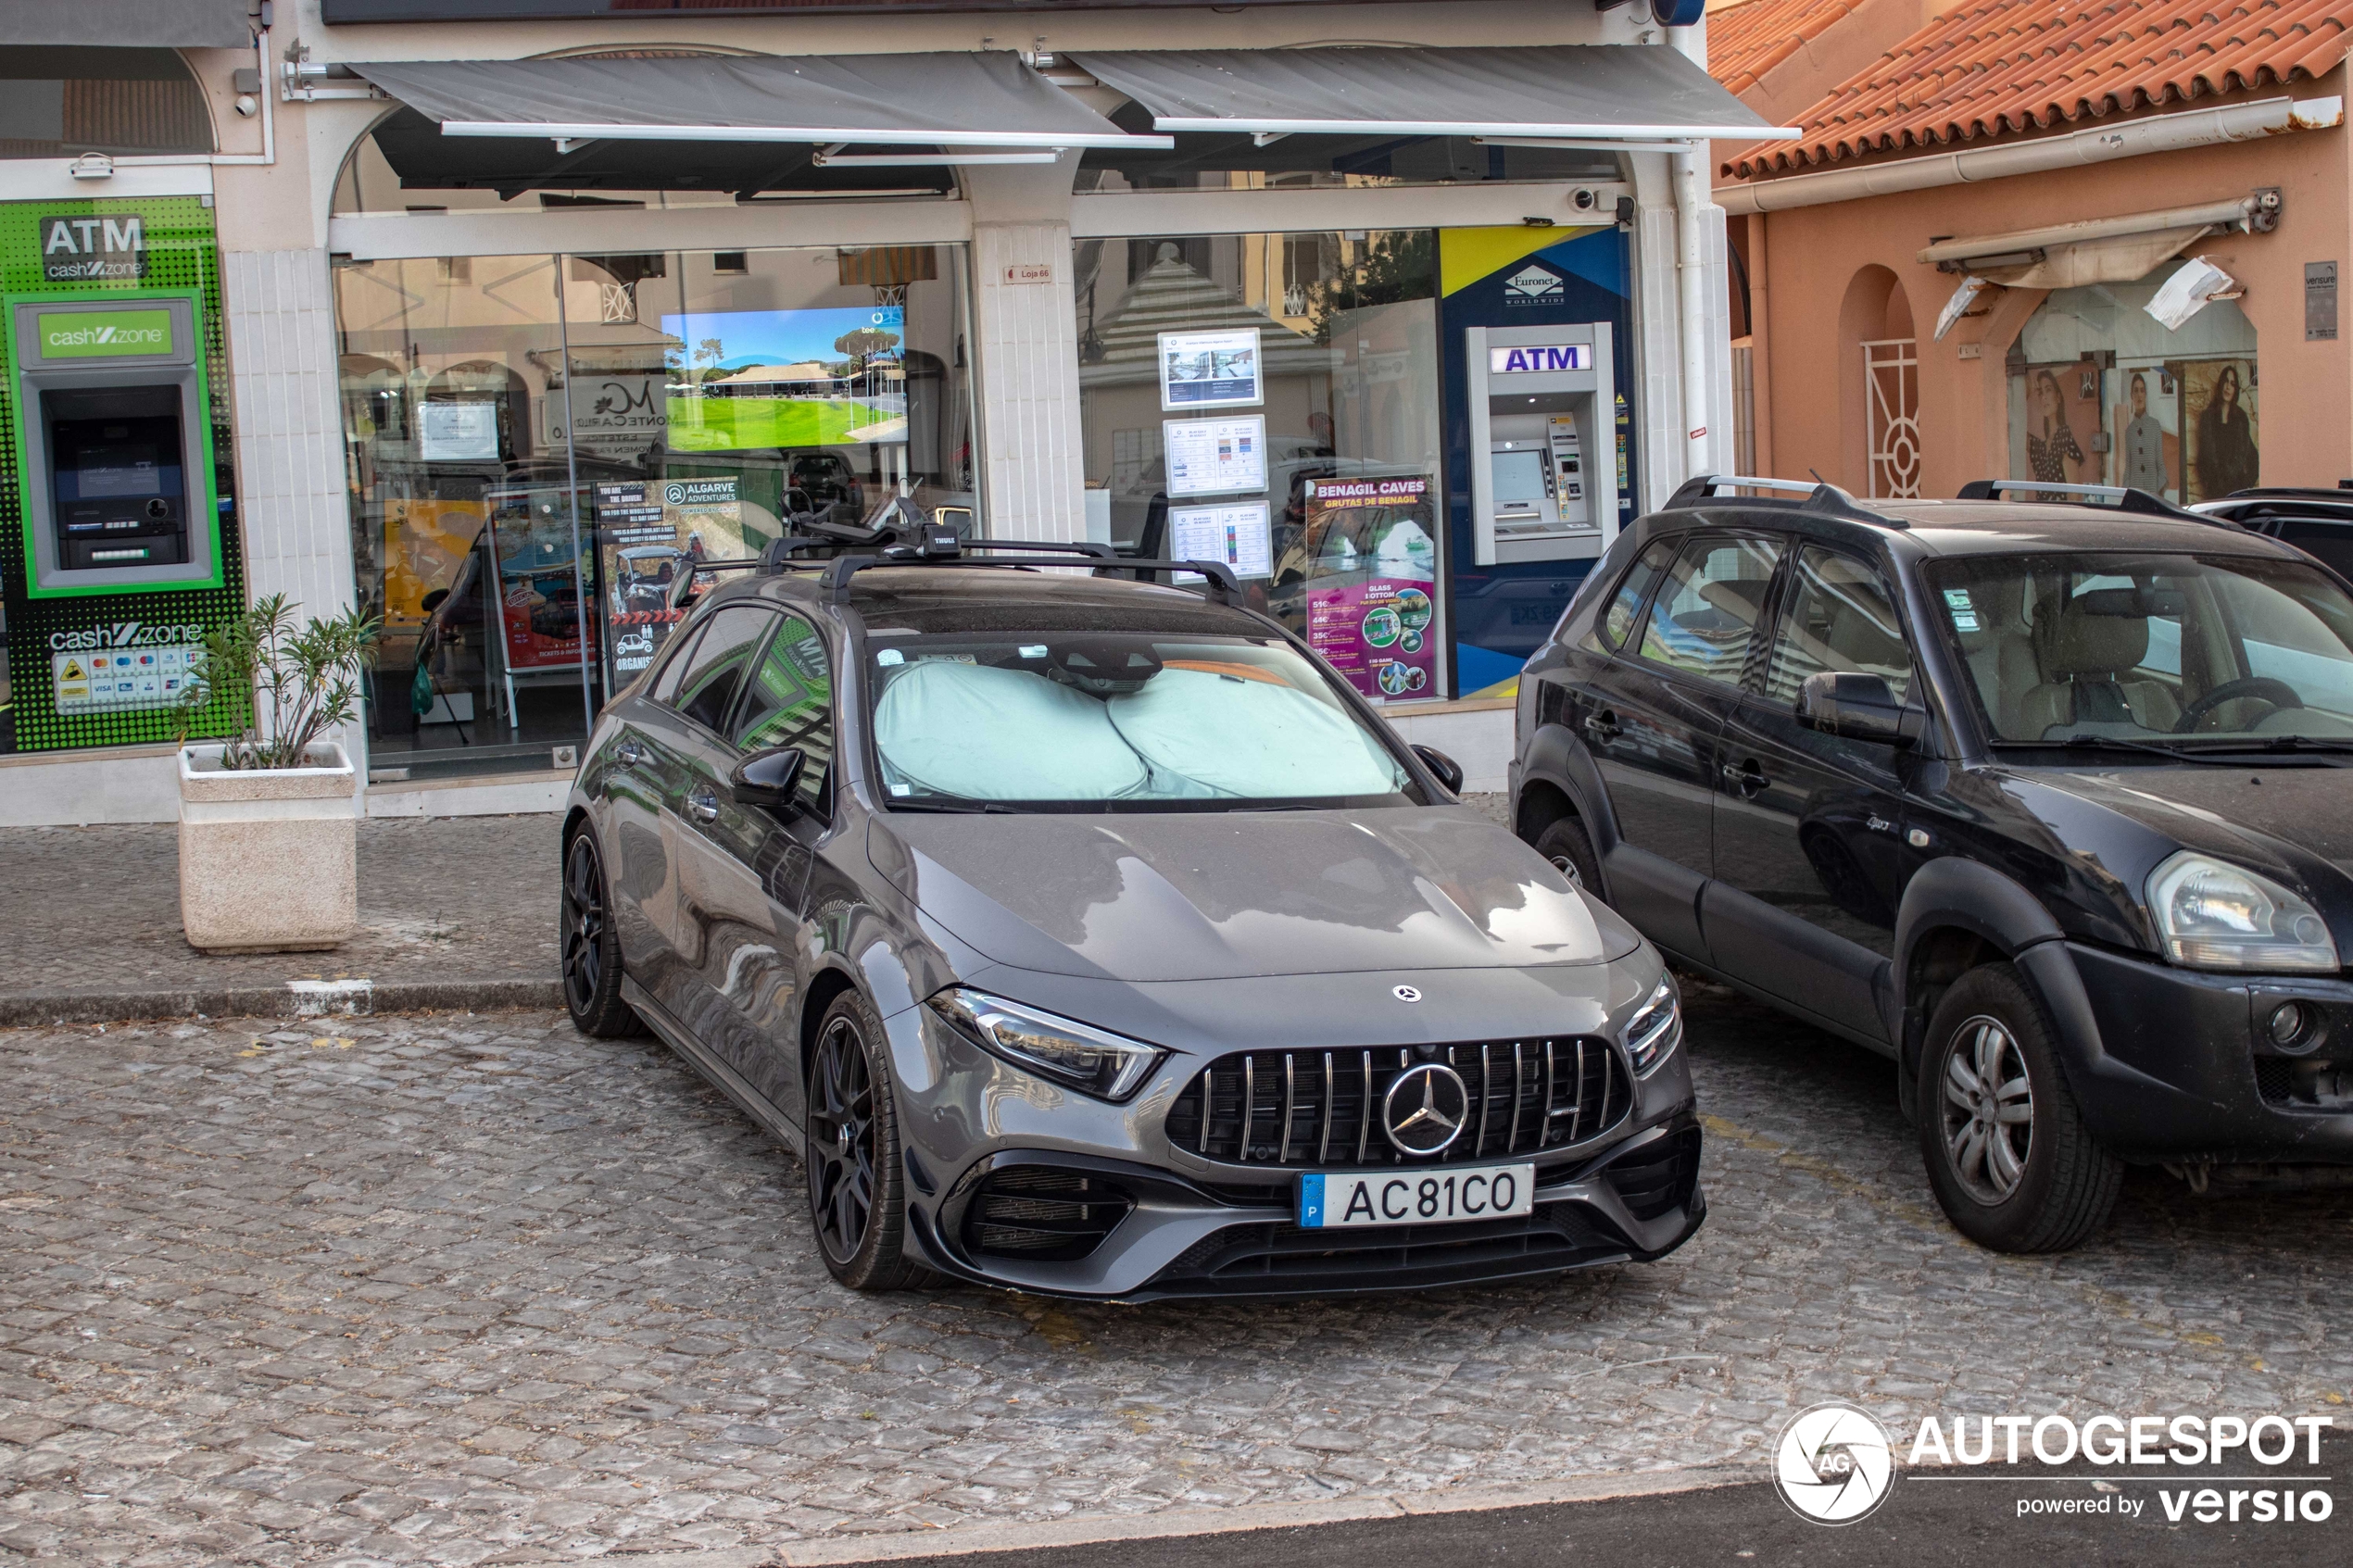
1168,499,1273,582
40,213,150,283
1159,327,1262,410
569,373,667,459
1164,414,1265,496
1301,476,1440,702
2307,261,2338,342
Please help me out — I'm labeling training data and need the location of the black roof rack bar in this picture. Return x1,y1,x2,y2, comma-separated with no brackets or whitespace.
666,557,765,612
818,545,1241,605
1957,479,2205,521
1664,471,1905,527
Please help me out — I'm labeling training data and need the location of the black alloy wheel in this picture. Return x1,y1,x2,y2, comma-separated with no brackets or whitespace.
560,829,640,1037
804,989,934,1291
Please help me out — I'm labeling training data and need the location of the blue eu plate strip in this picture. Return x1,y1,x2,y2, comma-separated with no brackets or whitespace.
1299,1173,1326,1228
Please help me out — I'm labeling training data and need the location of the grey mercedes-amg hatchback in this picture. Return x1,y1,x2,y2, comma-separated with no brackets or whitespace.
559,535,1703,1298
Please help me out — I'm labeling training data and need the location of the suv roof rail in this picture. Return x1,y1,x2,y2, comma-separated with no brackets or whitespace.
1664,472,1904,527
1957,479,2204,519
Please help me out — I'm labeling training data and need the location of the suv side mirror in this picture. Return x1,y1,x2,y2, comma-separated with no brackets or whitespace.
1795,672,1921,746
1412,744,1465,795
729,746,806,812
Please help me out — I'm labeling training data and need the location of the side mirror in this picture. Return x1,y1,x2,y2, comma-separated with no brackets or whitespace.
1412,744,1465,796
1795,671,1921,746
729,746,806,812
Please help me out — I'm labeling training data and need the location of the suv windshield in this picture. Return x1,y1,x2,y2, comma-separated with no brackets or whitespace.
866,632,1416,809
1929,552,2353,746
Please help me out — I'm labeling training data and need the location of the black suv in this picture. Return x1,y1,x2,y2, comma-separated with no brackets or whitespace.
1513,476,2353,1253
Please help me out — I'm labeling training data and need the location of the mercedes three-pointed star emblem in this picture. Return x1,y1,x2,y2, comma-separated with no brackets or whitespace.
1382,1062,1469,1156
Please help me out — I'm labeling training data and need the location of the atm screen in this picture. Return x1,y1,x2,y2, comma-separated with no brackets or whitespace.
1491,446,1549,509
72,445,164,499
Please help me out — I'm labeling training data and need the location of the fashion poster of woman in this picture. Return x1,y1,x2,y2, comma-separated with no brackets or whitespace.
2182,358,2259,501
2110,365,2182,502
2014,363,2104,495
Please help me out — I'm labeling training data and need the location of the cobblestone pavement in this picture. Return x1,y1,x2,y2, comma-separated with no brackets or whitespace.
0,818,561,1000
3,984,2349,1567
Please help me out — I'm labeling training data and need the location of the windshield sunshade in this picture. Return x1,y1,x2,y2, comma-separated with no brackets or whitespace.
869,634,1411,808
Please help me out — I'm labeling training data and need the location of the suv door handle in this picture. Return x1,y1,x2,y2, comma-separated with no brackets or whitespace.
1721,759,1768,798
686,788,720,823
615,739,646,767
1584,709,1622,742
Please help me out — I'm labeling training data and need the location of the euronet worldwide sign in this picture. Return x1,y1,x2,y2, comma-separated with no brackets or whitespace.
38,309,173,360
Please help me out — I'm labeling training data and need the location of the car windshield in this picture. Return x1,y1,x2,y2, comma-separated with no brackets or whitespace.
866,632,1416,809
1929,552,2353,746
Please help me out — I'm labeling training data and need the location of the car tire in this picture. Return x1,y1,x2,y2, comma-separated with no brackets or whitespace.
805,988,937,1292
1533,815,1604,896
1917,964,2122,1253
560,827,642,1038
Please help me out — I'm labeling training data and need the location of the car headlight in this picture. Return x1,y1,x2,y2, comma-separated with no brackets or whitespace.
2146,851,2340,972
1623,972,1681,1076
926,987,1165,1102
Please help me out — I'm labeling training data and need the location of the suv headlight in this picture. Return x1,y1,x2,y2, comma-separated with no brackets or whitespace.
2146,852,2340,972
1623,972,1681,1076
926,988,1165,1102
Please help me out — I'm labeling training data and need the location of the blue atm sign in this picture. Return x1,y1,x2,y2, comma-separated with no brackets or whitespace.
1490,344,1591,374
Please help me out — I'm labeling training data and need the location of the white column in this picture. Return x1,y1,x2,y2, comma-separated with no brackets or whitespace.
970,220,1088,544
961,157,1087,545
1634,194,1685,512
220,247,355,622
219,245,366,771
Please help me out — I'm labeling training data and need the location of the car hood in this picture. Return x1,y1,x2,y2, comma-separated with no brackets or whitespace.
867,806,1643,982
2012,764,2353,887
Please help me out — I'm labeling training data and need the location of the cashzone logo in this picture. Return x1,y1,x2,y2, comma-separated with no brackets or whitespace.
40,309,173,358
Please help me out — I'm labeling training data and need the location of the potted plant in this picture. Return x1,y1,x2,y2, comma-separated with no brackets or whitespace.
175,594,380,954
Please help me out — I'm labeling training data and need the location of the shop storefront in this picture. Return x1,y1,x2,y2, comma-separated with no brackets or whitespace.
2,4,1774,822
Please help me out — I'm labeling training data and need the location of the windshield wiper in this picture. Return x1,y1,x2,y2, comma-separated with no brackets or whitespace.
1991,735,2240,764
885,799,1022,814
2171,734,2353,757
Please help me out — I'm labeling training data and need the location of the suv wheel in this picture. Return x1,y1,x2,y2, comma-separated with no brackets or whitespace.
805,989,936,1291
1918,964,2121,1253
1533,816,1603,894
560,828,641,1038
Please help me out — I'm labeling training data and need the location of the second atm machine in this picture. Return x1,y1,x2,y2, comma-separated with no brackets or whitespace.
1465,322,1617,566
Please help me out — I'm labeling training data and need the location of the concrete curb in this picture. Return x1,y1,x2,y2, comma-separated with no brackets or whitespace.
0,976,562,1028
606,1465,1754,1568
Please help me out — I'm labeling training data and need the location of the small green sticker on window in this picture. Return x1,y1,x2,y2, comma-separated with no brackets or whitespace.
1944,588,1980,633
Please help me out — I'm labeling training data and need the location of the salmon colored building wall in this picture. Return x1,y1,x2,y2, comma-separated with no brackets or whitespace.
1743,82,2350,496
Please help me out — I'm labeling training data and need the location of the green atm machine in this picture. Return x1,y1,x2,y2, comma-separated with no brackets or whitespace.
7,291,222,595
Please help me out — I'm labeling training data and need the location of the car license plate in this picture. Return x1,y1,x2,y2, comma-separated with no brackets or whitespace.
1298,1163,1535,1229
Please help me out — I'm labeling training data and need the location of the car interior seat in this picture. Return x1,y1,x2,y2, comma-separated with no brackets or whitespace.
2021,593,2183,736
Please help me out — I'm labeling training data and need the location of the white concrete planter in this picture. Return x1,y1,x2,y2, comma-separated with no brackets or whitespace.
178,742,359,954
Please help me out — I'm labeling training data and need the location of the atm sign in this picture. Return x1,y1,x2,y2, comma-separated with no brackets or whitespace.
1490,345,1591,374
39,309,173,359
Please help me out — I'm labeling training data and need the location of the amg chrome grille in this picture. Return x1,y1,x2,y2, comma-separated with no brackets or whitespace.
1165,1039,1629,1168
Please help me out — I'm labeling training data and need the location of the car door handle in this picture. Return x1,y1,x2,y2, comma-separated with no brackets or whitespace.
615,739,646,767
1584,709,1622,742
1721,759,1768,798
687,789,720,823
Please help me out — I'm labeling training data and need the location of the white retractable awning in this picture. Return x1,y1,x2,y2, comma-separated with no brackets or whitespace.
1069,45,1793,143
353,53,1174,152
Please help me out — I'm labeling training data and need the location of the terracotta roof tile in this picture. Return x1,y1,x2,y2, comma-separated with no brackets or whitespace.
1725,0,2353,177
1706,0,1872,96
